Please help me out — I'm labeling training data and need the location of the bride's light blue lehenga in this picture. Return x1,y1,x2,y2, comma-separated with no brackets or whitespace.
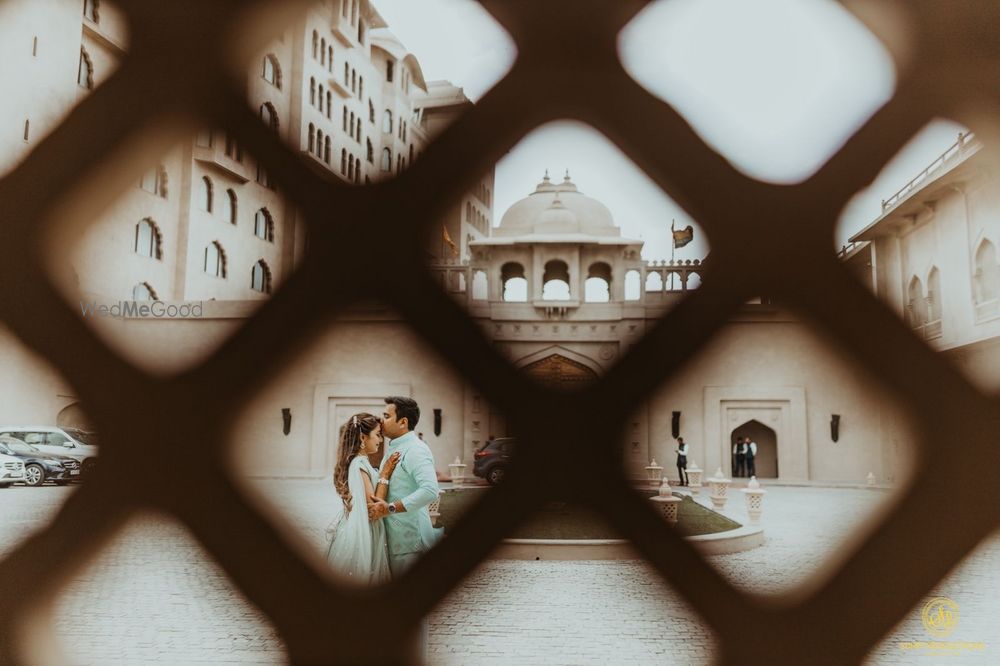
325,455,391,585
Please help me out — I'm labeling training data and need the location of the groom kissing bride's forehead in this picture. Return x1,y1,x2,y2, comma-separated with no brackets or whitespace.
381,395,419,440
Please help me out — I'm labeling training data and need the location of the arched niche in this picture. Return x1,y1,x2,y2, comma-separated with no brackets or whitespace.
730,419,778,479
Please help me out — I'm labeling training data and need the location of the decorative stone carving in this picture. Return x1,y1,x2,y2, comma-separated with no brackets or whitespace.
521,354,599,387
599,344,616,361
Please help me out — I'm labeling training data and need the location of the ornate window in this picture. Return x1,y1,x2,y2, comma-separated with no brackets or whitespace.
77,48,94,89
132,282,157,301
501,262,527,303
260,102,278,132
927,267,942,322
222,189,237,225
83,0,99,23
134,219,162,259
254,208,274,242
542,260,571,301
204,241,227,278
139,165,167,197
906,276,927,328
380,148,391,172
224,133,242,162
262,54,281,88
251,260,272,294
585,262,612,303
198,176,213,213
382,109,392,134
973,239,999,304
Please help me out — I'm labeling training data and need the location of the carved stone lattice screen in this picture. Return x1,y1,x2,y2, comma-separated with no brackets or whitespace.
1,0,999,664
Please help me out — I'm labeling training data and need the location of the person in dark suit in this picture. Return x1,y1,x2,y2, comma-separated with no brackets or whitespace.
675,437,689,486
745,437,757,477
733,436,747,478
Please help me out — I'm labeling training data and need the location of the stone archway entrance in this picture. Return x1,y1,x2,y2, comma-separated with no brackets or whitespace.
521,353,599,389
731,419,778,478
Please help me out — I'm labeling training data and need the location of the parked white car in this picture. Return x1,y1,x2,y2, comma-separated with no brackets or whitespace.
0,426,98,476
0,452,26,488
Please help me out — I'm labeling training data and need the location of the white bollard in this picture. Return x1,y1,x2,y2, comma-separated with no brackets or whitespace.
687,462,704,495
650,482,683,525
645,459,664,489
866,472,876,487
741,476,766,524
448,457,467,488
707,467,732,511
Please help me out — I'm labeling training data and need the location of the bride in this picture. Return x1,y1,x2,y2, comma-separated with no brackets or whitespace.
325,412,400,585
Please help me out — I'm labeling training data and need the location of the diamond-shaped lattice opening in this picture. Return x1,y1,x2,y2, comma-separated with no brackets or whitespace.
618,0,896,183
625,310,919,597
445,121,709,372
40,123,288,376
429,560,718,663
0,326,95,548
836,120,1000,395
44,513,286,664
230,306,481,587
236,0,516,187
0,0,129,181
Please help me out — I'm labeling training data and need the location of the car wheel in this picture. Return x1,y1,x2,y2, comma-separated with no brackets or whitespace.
81,459,97,478
24,464,45,487
0,483,10,489
486,466,506,485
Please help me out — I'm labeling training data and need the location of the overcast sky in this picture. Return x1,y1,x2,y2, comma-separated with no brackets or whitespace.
374,0,966,260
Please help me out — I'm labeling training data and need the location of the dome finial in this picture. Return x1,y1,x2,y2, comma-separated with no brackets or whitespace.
543,169,550,182
564,169,571,182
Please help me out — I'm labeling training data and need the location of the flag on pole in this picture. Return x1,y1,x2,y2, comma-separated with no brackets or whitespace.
442,225,459,257
672,221,694,249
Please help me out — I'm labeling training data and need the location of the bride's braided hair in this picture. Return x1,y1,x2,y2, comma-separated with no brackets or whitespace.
333,413,381,514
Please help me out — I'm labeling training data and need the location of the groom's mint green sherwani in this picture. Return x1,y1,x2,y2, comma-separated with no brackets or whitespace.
381,431,441,574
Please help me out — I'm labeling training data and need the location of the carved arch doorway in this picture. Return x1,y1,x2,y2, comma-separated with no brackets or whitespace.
521,353,600,389
730,419,778,478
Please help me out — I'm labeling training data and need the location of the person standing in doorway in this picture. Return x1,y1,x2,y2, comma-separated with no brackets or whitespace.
745,436,757,478
675,437,689,486
733,436,747,478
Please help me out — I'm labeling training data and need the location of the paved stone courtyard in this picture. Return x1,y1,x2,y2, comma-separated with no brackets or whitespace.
1,480,997,664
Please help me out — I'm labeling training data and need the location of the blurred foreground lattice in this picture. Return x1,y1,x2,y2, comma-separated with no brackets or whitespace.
1,0,1000,664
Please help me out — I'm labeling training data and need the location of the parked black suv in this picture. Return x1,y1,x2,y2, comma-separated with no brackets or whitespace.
0,436,81,486
473,437,515,485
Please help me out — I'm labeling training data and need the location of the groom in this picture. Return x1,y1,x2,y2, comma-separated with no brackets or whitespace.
371,396,441,578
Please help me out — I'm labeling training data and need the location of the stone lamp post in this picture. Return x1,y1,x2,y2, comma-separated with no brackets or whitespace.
645,459,663,488
687,461,704,495
650,477,682,524
707,467,732,511
741,476,766,524
448,457,467,488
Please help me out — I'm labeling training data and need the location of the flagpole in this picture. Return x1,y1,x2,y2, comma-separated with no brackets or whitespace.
670,218,675,291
